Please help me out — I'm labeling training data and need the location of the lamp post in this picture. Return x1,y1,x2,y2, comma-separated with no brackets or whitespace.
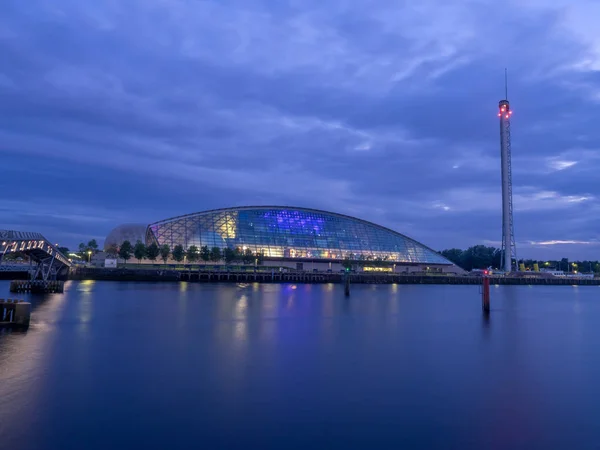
87,250,92,265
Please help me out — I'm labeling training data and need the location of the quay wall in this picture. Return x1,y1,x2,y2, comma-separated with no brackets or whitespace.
68,268,600,286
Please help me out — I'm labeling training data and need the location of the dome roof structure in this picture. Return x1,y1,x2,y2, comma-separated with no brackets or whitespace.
104,224,147,250
145,206,454,265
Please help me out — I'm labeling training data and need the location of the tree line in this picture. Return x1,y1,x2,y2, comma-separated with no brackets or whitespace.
104,241,264,265
60,240,597,273
52,240,99,257
440,245,600,273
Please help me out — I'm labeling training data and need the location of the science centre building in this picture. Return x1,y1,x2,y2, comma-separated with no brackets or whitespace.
105,206,461,273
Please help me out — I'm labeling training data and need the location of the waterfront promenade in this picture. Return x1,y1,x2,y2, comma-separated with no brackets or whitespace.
66,267,600,286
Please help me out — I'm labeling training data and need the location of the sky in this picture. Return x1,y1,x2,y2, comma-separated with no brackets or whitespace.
1,0,600,259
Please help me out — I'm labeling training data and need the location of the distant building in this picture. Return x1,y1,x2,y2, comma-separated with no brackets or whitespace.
539,269,595,279
104,224,147,250
540,269,565,277
566,273,595,279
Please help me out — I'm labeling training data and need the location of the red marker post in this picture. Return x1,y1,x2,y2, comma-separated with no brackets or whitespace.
482,272,490,313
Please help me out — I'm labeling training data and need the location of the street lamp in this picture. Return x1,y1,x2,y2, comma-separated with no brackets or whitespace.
87,250,92,264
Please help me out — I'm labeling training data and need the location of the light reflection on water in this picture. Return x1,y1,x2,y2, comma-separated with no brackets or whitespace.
1,281,600,449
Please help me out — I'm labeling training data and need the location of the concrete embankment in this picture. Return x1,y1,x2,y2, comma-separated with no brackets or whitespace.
69,268,180,282
0,270,29,281
68,268,600,286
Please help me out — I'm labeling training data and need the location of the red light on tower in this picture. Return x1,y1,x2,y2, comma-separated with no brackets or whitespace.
505,115,509,119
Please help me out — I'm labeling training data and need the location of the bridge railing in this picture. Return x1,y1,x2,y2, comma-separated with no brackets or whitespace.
0,231,71,268
0,230,45,241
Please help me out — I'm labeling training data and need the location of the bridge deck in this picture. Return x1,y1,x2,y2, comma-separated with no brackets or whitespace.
0,231,71,281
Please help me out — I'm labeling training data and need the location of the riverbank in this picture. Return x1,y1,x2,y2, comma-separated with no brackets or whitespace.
68,267,600,286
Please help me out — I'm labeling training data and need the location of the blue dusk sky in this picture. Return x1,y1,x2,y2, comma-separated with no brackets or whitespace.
1,0,600,258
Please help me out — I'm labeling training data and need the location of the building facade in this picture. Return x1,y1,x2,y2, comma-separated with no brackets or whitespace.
142,206,460,273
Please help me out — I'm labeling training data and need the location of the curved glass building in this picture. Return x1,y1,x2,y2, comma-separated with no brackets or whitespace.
145,206,453,267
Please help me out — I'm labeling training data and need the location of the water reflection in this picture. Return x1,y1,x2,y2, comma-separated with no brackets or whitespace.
0,287,69,436
77,279,96,293
0,282,599,449
481,311,491,338
342,296,351,315
233,320,247,343
235,294,248,319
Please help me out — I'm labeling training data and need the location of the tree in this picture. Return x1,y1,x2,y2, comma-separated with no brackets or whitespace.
342,257,352,271
210,247,222,262
146,242,160,262
187,245,199,263
134,240,147,263
440,248,463,267
3,252,20,262
172,245,185,263
224,247,236,264
255,249,265,265
88,239,99,252
78,242,87,256
58,246,70,255
160,244,170,264
200,245,210,263
105,243,119,258
234,247,243,262
439,245,500,271
242,248,253,264
119,240,133,264
461,245,498,271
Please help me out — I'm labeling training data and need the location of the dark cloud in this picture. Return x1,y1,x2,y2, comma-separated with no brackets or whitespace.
1,0,600,257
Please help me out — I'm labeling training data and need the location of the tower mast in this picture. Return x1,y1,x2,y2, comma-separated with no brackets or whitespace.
498,69,517,272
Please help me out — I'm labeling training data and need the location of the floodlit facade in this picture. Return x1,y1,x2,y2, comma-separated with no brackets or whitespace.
144,207,459,272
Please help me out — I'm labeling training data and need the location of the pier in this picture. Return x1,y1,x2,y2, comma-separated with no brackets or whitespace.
0,299,31,329
70,267,600,286
10,280,65,293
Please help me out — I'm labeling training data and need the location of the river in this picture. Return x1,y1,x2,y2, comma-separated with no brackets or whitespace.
1,281,599,449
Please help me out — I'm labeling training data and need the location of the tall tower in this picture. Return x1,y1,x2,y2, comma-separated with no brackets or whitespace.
498,70,517,272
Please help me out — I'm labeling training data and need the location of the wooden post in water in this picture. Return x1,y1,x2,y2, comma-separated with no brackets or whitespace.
482,275,490,313
344,272,350,297
0,299,31,328
14,301,31,327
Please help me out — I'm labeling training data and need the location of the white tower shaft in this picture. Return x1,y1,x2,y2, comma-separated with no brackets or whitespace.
499,99,517,272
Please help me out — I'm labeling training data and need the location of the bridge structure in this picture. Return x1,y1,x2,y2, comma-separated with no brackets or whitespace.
0,264,32,273
0,230,71,281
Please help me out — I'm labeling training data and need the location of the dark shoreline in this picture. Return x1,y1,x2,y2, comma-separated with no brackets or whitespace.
65,268,600,286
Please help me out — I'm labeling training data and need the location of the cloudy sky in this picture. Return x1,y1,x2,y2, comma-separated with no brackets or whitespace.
1,0,600,258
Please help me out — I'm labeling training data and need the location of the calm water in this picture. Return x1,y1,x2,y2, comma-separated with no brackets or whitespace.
1,280,599,449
